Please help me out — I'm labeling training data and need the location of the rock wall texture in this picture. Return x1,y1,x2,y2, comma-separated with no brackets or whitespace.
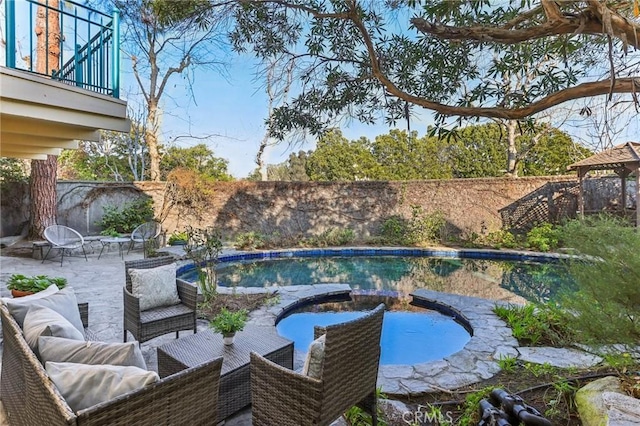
2,176,633,238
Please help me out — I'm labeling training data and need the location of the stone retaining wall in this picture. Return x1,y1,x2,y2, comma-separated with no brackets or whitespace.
1,176,631,238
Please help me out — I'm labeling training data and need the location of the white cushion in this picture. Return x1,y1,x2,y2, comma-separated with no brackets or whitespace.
39,336,147,370
4,286,84,337
0,283,59,305
23,306,84,357
46,362,159,412
302,334,325,379
129,263,180,311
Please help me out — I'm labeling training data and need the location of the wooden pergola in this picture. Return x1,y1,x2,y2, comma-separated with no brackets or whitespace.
568,142,640,226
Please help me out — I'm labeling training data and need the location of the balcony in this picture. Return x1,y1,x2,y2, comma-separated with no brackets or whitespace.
1,0,130,160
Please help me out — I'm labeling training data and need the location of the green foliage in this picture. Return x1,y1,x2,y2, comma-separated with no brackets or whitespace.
523,362,558,378
167,231,188,245
457,387,494,426
484,229,518,249
343,388,388,426
493,303,572,347
0,158,28,185
306,130,379,181
378,208,445,246
557,215,640,346
160,144,233,182
602,352,637,370
303,228,356,247
234,232,267,250
184,226,223,304
262,151,311,181
7,274,67,292
209,308,248,335
96,198,155,234
526,223,559,252
496,354,518,373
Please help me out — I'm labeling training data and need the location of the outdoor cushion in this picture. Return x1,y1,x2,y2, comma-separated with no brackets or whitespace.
39,336,147,370
4,286,84,336
46,361,159,413
129,263,180,311
23,305,84,357
302,334,326,379
0,283,59,306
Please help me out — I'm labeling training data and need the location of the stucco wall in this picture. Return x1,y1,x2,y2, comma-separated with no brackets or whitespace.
2,176,632,239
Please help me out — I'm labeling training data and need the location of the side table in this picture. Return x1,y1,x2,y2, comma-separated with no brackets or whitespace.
157,326,293,423
98,237,130,259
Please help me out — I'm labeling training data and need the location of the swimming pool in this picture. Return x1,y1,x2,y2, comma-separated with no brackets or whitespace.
177,249,572,303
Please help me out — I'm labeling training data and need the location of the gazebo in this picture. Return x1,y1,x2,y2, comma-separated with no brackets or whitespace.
567,142,640,226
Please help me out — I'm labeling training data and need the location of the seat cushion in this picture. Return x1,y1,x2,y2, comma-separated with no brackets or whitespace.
129,263,180,311
302,334,326,379
23,305,85,357
139,303,193,323
46,362,159,413
4,286,84,337
39,336,147,369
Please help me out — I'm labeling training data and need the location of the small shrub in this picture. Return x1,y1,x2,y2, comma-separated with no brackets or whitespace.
497,354,518,373
234,232,267,250
343,388,388,426
484,229,518,249
7,274,67,292
526,222,559,252
457,387,494,426
96,198,154,235
379,215,408,244
304,228,355,247
405,206,445,245
493,303,573,347
184,226,223,304
167,231,188,245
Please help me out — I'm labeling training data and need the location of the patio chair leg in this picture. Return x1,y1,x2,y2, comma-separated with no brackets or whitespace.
175,331,179,339
82,245,88,262
124,330,127,342
42,246,53,264
60,249,65,267
127,241,134,255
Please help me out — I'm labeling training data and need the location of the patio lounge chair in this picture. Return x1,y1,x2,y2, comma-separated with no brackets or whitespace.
42,225,88,266
128,221,161,254
124,257,198,344
250,303,385,426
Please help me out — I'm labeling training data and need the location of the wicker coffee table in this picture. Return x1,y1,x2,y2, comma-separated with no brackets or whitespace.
157,325,293,422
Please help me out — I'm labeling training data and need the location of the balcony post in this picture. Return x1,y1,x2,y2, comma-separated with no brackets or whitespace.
5,0,16,67
75,44,83,87
111,8,121,98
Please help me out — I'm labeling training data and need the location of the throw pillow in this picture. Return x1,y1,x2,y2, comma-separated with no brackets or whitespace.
39,336,147,370
23,305,84,357
4,286,85,337
129,263,180,311
302,334,326,379
46,362,159,412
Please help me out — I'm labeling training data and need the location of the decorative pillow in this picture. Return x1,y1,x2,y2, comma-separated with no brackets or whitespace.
23,305,84,357
302,334,326,379
0,283,59,306
39,336,147,370
129,263,180,311
4,286,84,336
46,362,159,412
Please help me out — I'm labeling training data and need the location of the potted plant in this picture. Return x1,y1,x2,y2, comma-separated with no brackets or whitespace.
167,231,188,246
209,308,248,345
7,274,67,297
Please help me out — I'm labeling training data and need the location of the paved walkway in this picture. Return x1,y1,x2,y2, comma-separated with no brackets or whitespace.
0,243,604,425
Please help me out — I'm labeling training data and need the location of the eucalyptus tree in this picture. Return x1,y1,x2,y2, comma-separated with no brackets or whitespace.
117,0,233,181
231,1,640,140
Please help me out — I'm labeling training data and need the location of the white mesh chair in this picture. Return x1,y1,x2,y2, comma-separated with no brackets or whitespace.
42,225,88,266
128,221,162,254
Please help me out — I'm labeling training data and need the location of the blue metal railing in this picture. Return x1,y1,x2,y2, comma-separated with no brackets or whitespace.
4,0,120,98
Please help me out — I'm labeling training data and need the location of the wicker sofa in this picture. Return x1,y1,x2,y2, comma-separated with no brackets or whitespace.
0,302,222,426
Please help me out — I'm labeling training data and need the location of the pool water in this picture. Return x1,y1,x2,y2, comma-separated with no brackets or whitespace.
180,255,572,303
276,296,471,365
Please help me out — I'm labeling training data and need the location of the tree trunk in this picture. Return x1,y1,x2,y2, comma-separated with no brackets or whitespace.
505,119,519,177
29,155,58,239
29,0,61,239
147,103,161,182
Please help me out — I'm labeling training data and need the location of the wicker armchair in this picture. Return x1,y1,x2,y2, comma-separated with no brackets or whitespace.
124,257,198,344
250,303,385,426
